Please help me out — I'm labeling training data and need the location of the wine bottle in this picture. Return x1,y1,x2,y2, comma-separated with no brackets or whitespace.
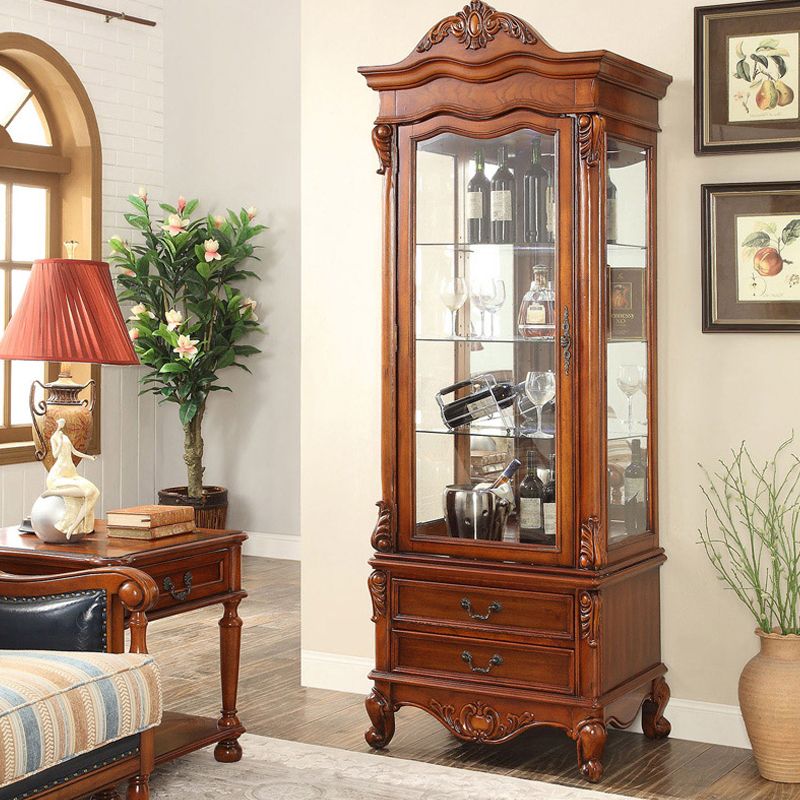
490,458,522,489
523,139,548,243
438,379,517,429
606,171,618,244
623,439,647,534
466,149,491,244
542,453,556,543
490,145,515,244
518,451,545,543
517,265,555,339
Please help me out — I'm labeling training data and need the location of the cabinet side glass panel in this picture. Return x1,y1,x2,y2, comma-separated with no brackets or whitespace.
606,139,649,543
413,130,560,549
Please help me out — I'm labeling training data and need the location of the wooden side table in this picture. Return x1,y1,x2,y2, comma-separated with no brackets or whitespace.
0,522,248,766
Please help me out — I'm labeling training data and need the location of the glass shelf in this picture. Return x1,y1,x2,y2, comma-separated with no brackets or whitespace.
417,335,555,344
416,242,555,253
417,424,647,442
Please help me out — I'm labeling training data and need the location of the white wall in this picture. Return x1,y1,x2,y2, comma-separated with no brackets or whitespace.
0,0,163,523
300,0,799,747
161,0,301,557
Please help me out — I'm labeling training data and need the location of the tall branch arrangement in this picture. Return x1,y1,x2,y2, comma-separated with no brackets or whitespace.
110,190,265,498
699,436,800,635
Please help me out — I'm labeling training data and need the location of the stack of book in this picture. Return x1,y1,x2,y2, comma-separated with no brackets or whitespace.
106,505,195,540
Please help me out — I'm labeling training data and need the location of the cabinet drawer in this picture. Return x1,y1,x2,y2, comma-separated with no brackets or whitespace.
147,549,230,612
393,631,575,694
394,579,573,641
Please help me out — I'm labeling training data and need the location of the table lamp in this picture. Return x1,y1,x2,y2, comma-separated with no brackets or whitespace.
0,247,139,536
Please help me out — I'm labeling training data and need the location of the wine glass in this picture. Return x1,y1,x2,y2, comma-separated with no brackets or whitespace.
616,364,641,434
524,370,556,438
637,364,648,428
483,279,506,338
471,281,495,337
439,276,467,337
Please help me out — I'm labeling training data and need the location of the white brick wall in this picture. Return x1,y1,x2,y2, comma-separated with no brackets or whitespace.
0,0,164,522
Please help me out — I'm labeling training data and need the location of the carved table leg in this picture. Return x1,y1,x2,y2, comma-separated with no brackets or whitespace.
575,719,607,783
365,688,395,749
126,775,149,800
214,596,244,762
91,789,120,800
642,676,671,739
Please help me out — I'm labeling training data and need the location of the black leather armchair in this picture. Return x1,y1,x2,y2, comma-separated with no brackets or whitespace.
0,567,159,800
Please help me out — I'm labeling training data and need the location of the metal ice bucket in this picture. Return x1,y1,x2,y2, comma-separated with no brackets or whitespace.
442,484,511,541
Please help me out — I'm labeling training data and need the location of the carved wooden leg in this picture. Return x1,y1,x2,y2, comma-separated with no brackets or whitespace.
642,676,671,740
126,775,149,800
365,688,395,749
214,596,244,763
91,789,120,800
575,719,607,783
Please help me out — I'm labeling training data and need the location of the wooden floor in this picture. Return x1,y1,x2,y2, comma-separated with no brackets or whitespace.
148,556,793,799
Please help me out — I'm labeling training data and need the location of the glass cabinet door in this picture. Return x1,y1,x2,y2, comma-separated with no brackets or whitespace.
408,123,571,561
605,138,652,544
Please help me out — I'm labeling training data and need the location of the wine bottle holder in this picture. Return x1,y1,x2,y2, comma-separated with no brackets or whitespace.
436,372,516,433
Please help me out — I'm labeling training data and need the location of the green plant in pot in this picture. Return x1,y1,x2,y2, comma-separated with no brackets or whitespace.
111,190,265,528
700,436,800,782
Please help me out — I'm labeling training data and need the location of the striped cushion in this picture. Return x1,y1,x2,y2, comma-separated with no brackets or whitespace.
0,651,162,789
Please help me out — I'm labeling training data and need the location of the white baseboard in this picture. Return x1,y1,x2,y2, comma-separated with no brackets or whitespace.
242,530,301,561
299,650,751,749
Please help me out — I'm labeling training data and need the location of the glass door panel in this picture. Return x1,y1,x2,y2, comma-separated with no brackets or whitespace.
413,129,560,549
606,139,650,543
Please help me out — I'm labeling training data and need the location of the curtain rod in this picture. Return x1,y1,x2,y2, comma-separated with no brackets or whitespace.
43,0,157,27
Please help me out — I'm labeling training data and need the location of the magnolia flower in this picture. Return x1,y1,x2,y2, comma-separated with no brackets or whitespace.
203,239,222,263
246,206,257,221
177,195,187,213
129,328,140,341
240,296,258,321
213,215,225,229
161,214,190,236
137,186,148,202
165,308,184,331
129,303,147,319
174,334,199,360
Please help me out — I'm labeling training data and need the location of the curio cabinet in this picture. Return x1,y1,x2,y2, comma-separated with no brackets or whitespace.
359,1,672,781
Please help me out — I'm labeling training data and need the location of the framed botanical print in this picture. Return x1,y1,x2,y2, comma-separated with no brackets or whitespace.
702,182,800,331
696,1,800,154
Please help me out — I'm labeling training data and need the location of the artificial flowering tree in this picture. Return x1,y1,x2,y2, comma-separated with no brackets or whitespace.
111,189,265,500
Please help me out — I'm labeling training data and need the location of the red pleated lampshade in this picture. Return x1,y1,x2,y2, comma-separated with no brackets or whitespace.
0,259,139,365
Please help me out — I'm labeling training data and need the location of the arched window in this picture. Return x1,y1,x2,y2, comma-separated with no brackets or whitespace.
0,34,102,465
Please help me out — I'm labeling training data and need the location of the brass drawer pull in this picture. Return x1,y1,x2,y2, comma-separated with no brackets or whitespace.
163,571,192,602
461,650,503,674
460,598,502,621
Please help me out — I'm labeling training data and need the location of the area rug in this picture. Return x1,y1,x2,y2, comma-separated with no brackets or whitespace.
151,734,632,799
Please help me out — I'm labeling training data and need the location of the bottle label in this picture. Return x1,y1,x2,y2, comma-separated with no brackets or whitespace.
519,497,542,530
466,395,496,420
543,502,556,536
466,191,483,220
491,190,513,222
624,478,645,503
526,303,546,325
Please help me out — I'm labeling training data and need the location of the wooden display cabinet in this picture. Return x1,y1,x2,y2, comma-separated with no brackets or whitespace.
359,1,672,782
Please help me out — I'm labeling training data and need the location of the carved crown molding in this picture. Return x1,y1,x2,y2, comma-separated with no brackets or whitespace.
429,699,535,743
416,1,537,53
578,590,600,648
577,114,603,168
372,124,393,175
368,570,387,622
371,500,395,553
579,516,604,570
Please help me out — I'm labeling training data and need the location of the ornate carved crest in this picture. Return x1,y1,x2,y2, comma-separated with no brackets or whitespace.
416,1,537,53
429,699,535,743
578,590,600,647
371,500,395,553
560,306,572,375
368,570,387,622
576,114,603,168
578,516,604,570
372,124,393,175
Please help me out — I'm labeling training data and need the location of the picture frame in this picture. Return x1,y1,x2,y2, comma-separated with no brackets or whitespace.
695,1,800,154
702,181,800,331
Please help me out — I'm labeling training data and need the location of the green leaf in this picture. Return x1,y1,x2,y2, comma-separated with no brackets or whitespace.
742,231,771,248
758,37,781,50
216,348,236,369
734,58,751,82
751,53,769,69
160,203,178,214
196,261,211,280
772,55,788,78
233,345,261,356
782,219,800,245
159,362,188,374
184,199,199,217
179,402,199,426
124,213,150,230
128,195,148,214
